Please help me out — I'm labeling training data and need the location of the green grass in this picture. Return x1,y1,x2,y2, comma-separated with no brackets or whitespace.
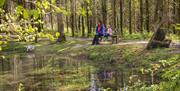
0,39,179,90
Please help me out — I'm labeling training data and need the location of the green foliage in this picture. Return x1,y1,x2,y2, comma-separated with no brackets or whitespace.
30,9,40,20
16,5,23,14
175,24,180,30
0,46,2,51
122,28,152,40
17,83,25,91
77,7,86,17
0,0,5,7
134,54,180,91
0,0,65,46
47,34,55,41
55,32,60,38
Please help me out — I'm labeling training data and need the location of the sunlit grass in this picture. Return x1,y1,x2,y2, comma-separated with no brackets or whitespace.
0,35,179,90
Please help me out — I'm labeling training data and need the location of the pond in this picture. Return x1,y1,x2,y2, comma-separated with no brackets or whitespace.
0,52,143,91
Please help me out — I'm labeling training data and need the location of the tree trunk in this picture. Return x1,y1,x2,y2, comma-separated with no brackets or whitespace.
173,0,176,34
82,16,85,37
65,0,69,33
145,0,150,32
92,0,96,30
57,0,66,42
154,0,164,23
71,0,75,37
50,0,54,31
78,16,81,36
120,0,123,36
139,0,143,33
75,0,78,34
101,0,107,28
86,1,90,37
147,28,171,49
129,0,132,34
177,0,180,23
112,0,116,29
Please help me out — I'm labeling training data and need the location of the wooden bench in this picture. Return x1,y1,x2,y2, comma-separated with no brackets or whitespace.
111,29,119,44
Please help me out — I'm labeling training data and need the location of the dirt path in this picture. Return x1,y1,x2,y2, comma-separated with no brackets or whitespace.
68,37,179,47
68,37,180,53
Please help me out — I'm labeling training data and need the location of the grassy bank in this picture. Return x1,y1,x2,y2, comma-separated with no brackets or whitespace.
0,40,179,91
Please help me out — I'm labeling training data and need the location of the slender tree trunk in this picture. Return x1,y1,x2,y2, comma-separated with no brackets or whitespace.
78,16,81,35
71,0,75,37
86,2,90,37
145,0,150,32
159,0,164,21
92,0,96,31
173,0,176,34
154,0,164,23
154,0,160,21
90,16,93,35
112,0,116,29
117,15,120,29
65,0,69,33
129,0,132,34
133,0,137,32
82,16,85,37
50,0,54,31
57,0,66,42
139,0,143,33
102,0,107,28
120,0,123,36
81,2,85,37
177,0,180,23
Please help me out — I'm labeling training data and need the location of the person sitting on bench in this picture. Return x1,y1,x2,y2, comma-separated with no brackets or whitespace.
92,20,105,45
104,25,112,41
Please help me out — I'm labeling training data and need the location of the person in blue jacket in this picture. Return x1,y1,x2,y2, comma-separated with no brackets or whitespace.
92,20,105,45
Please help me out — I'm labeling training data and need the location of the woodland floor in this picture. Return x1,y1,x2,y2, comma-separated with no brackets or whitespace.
0,37,180,90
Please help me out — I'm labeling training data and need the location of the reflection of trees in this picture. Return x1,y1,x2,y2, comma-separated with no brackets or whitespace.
12,55,23,80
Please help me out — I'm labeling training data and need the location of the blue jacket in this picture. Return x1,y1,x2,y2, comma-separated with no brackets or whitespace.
95,24,105,35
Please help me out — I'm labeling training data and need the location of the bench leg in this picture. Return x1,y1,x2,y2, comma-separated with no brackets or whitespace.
115,37,118,44
112,38,114,44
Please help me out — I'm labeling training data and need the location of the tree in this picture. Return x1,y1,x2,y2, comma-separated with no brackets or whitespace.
56,0,66,42
101,0,107,28
173,0,176,33
177,0,180,23
112,0,116,29
80,1,85,37
65,0,69,33
139,0,143,33
50,0,54,31
129,0,132,34
154,0,164,23
145,0,149,32
85,0,91,37
120,0,123,36
71,0,75,37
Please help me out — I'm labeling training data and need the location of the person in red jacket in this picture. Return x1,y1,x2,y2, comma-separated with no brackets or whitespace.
92,20,105,45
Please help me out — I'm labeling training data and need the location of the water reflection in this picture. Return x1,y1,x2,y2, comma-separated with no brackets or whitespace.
0,53,136,91
0,53,96,91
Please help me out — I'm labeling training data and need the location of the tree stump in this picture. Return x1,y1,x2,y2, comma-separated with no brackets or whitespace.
147,29,171,49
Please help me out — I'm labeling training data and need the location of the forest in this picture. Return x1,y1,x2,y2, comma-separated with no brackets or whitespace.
0,0,179,91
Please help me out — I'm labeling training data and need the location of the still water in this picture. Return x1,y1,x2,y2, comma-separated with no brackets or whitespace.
0,53,133,91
